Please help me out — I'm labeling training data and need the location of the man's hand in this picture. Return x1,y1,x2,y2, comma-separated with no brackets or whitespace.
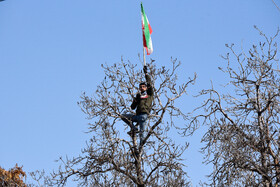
143,65,148,74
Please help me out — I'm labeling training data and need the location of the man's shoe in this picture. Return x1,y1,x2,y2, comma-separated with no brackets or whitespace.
127,129,139,136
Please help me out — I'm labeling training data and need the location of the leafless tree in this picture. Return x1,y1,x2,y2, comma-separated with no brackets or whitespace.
189,27,280,186
39,58,196,186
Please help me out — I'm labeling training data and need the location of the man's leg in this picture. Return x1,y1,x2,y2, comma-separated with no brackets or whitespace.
121,114,138,131
137,114,148,145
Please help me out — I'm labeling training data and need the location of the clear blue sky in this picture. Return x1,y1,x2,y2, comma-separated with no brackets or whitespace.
0,0,279,186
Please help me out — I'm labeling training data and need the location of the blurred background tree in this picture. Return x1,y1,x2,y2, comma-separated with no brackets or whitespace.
0,164,26,187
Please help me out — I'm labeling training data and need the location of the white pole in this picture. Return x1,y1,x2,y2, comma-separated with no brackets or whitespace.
143,47,146,66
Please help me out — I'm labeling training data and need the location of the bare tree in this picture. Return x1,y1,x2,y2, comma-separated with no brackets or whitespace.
189,27,280,186
42,58,196,186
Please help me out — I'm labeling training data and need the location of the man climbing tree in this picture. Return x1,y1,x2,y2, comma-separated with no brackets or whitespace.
121,65,153,145
33,59,196,186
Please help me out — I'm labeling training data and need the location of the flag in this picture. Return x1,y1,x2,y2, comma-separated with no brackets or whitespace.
141,3,153,55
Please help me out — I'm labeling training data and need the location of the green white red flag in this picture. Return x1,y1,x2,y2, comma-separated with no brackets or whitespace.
141,3,153,55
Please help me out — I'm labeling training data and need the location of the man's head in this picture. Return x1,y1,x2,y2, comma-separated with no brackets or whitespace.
139,82,147,92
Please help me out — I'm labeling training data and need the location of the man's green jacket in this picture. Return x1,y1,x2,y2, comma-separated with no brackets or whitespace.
131,74,154,115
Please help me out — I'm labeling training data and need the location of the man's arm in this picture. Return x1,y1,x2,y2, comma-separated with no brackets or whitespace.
131,94,139,109
144,66,154,96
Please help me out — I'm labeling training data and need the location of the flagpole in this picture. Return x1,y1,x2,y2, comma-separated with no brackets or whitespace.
143,46,146,66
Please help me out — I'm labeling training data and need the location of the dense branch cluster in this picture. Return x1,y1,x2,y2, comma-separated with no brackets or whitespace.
0,164,26,187
191,27,280,186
